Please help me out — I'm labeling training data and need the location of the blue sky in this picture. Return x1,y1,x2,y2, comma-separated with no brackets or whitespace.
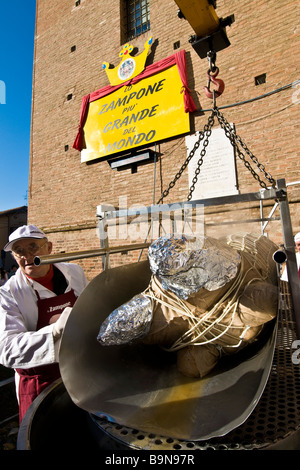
0,1,36,212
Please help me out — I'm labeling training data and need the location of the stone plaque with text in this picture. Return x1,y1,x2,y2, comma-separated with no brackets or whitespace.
186,126,239,200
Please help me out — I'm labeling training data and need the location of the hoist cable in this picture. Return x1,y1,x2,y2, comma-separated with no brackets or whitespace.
197,79,300,113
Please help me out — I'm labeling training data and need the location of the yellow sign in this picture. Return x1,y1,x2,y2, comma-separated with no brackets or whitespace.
81,64,190,163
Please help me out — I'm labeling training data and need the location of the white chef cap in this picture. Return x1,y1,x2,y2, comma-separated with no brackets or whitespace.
294,232,300,242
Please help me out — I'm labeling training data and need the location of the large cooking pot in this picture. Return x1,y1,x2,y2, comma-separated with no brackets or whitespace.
59,260,278,441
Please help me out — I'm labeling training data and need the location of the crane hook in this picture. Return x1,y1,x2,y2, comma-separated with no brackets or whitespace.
204,67,225,100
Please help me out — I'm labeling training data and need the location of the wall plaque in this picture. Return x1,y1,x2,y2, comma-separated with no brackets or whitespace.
186,126,239,199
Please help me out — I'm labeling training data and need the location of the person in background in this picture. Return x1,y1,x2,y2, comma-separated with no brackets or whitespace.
1,249,5,269
281,232,300,282
0,268,8,286
8,265,18,278
0,224,88,422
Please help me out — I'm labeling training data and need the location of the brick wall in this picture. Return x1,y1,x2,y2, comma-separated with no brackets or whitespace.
29,0,300,280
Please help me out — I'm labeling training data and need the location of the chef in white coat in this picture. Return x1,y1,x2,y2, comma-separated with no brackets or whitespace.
0,225,88,422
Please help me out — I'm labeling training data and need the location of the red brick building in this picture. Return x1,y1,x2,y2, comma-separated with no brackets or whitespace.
28,0,300,279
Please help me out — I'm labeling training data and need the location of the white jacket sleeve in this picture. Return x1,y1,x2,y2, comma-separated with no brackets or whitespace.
0,287,57,369
0,262,88,370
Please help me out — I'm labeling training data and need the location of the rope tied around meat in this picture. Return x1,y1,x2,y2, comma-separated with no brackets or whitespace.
142,233,278,352
97,232,278,378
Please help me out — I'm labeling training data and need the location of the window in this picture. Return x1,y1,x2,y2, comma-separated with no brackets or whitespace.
126,0,150,40
255,73,266,86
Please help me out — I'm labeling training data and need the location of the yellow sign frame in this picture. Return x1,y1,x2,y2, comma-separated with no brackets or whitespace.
81,63,191,163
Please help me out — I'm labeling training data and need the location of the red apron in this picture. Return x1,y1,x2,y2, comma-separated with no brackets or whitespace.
16,288,77,423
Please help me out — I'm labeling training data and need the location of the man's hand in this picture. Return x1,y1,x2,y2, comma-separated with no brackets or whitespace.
52,307,72,339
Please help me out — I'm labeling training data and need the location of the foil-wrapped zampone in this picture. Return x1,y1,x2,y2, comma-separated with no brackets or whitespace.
148,234,241,297
97,233,278,378
98,293,153,346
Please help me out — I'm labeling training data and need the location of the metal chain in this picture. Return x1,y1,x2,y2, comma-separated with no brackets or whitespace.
187,111,215,200
156,110,215,204
215,108,276,189
157,106,276,204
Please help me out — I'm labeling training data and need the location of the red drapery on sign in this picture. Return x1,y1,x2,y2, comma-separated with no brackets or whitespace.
174,51,197,114
73,50,197,151
72,94,90,152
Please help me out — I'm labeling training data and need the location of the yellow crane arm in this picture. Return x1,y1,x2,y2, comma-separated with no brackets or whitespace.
174,0,235,59
174,0,220,37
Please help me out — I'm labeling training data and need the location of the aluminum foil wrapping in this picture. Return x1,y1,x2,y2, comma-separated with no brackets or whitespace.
98,234,240,346
97,293,153,346
148,234,241,299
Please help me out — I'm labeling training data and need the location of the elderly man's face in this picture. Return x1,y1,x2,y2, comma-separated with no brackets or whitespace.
12,238,52,278
296,241,300,253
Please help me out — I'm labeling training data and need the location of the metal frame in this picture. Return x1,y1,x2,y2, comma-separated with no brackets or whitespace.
34,178,300,337
28,178,300,450
96,178,300,337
